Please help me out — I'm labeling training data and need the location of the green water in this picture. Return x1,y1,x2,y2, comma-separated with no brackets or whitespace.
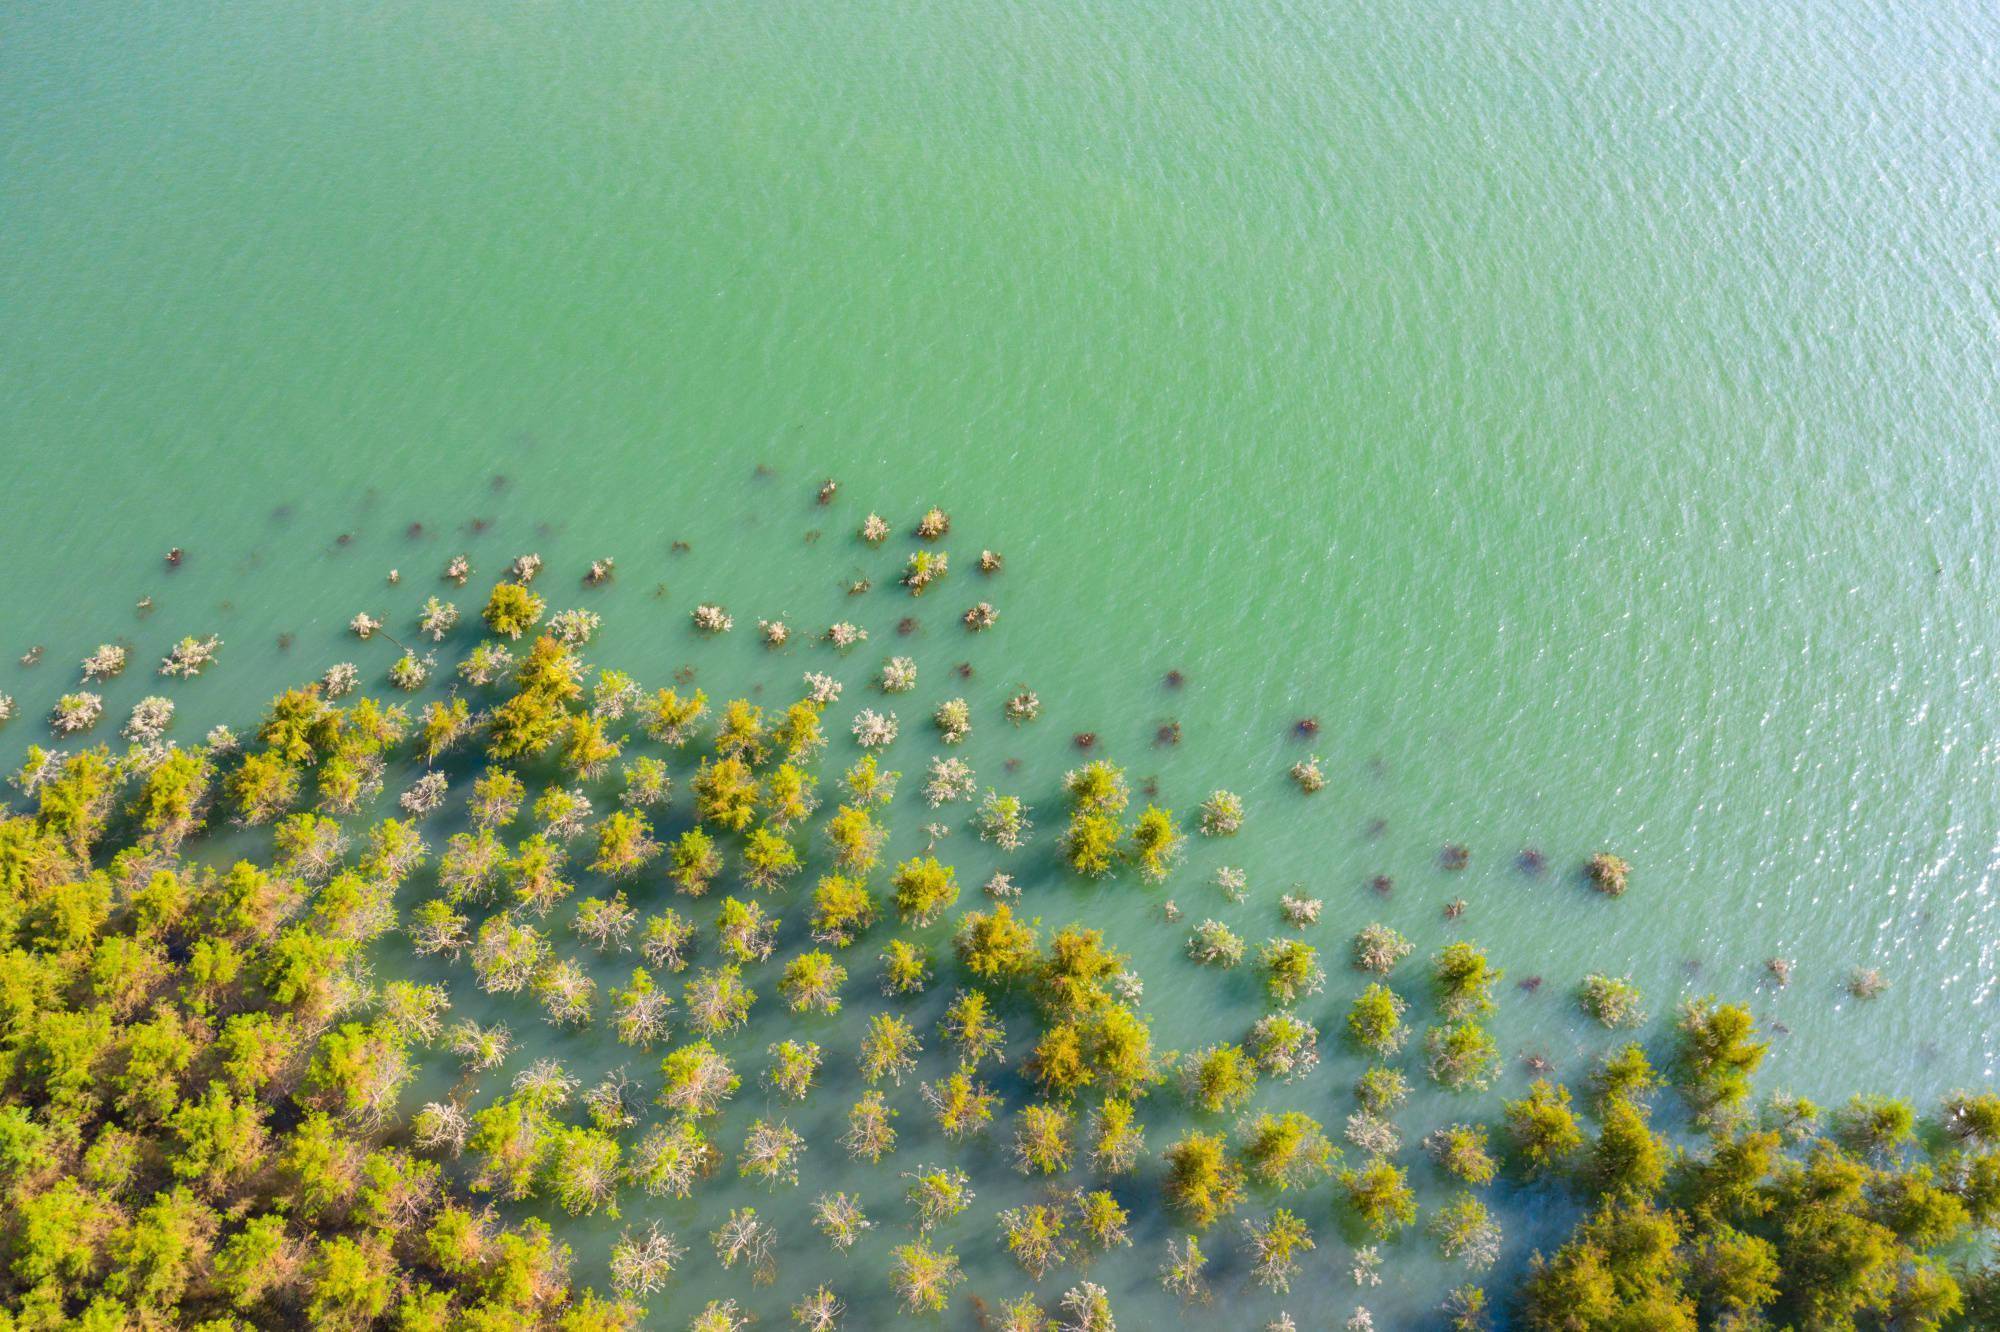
5,1,2000,1324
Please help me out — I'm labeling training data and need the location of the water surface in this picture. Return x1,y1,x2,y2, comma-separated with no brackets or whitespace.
4,2,1999,1324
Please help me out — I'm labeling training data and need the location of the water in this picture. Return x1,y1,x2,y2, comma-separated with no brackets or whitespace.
4,1,1999,1324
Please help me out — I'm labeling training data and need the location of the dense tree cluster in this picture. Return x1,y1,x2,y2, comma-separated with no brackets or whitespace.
0,515,1987,1332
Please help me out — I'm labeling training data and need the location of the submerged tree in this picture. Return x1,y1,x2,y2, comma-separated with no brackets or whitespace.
1675,996,1768,1118
1586,851,1631,897
1199,789,1245,836
1160,1234,1211,1304
1163,1131,1247,1230
711,1207,777,1285
1347,983,1410,1056
889,1240,964,1314
1240,1110,1339,1192
1244,1209,1315,1293
1261,938,1325,1005
1129,803,1185,882
998,1202,1070,1279
1341,1157,1418,1239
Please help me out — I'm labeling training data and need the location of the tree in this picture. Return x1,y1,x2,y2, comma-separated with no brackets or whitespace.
941,989,1006,1065
1163,1131,1246,1229
1504,1078,1584,1176
1159,1234,1209,1304
859,1014,921,1085
999,1202,1069,1279
956,903,1039,980
1591,1093,1671,1198
693,758,759,833
1199,790,1245,836
574,893,637,953
1129,804,1184,881
977,790,1033,851
1425,1123,1498,1187
1579,973,1646,1028
812,1190,873,1251
1522,1200,1696,1331
627,1118,715,1199
1033,1021,1093,1098
1037,924,1126,1017
658,1041,740,1118
1182,1043,1259,1114
1586,852,1631,896
639,909,697,972
1944,1090,2000,1148
170,1086,268,1193
1341,1157,1418,1239
1074,1189,1131,1253
483,582,546,639
1239,1110,1338,1192
1249,1013,1319,1080
667,827,723,897
682,965,756,1035
472,915,552,995
739,824,800,894
307,1022,413,1126
416,696,473,763
1012,1102,1075,1175
1691,1223,1780,1324
736,1118,806,1189
889,1241,964,1314
130,747,213,845
1433,941,1502,1019
641,686,707,746
716,897,778,964
843,1091,898,1163
824,805,888,876
1089,1098,1147,1175
766,1039,823,1099
545,1126,622,1216
608,1222,683,1300
1062,811,1123,878
1675,997,1768,1116
486,681,569,761
227,751,301,826
213,1214,297,1311
590,812,658,878
1593,1042,1660,1109
1347,983,1409,1056
1676,1127,1780,1225
712,699,768,762
467,1095,551,1201
505,834,573,916
557,713,621,782
779,951,846,1015
809,874,877,946
923,1064,999,1140
469,768,527,827
880,938,933,995
1244,1208,1314,1292
1426,1020,1500,1092
1830,1093,1916,1159
11,1177,116,1294
307,1231,398,1328
1260,938,1324,1004
892,856,959,925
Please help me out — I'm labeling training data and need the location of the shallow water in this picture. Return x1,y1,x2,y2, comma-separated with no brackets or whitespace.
5,1,2000,1325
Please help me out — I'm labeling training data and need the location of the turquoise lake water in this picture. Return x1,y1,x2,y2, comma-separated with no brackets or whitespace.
4,1,2000,1324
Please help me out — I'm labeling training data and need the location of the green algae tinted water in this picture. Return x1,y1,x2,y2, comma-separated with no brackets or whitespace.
5,1,2000,1325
